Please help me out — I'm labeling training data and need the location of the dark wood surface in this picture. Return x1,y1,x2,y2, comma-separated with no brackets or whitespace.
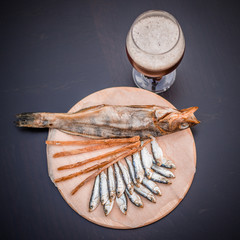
1,0,239,239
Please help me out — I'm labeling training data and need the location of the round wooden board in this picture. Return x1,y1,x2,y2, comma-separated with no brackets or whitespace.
46,87,196,229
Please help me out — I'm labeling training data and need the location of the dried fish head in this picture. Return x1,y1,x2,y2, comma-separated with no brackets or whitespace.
156,106,200,133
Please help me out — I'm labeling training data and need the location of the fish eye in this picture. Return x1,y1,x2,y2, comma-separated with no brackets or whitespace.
179,122,189,129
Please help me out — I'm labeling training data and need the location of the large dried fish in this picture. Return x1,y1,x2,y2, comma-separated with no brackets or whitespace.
16,105,199,139
89,175,100,212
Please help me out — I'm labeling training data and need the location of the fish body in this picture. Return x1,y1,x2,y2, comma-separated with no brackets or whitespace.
126,189,143,208
107,166,116,201
125,156,138,186
132,152,144,184
103,199,114,216
114,163,126,198
134,184,156,203
140,142,154,179
89,175,100,212
142,177,161,195
150,172,172,184
116,192,128,215
118,161,134,194
100,172,109,205
152,164,175,178
161,158,176,169
16,105,199,139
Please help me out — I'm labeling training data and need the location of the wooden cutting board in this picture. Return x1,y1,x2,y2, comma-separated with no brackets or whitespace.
46,87,196,229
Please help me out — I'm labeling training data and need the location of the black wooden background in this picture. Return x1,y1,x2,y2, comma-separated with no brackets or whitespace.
1,0,240,239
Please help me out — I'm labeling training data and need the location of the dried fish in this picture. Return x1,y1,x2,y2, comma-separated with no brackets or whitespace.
103,199,114,216
118,161,134,194
142,177,161,196
152,164,175,178
150,172,172,184
140,142,154,179
16,105,199,139
107,166,116,201
116,192,128,215
126,189,143,208
125,156,138,186
134,184,156,203
114,163,126,198
132,152,144,184
100,171,109,205
89,175,100,212
150,136,176,169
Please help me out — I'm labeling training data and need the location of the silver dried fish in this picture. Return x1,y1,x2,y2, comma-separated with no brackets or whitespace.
140,141,154,179
142,177,161,196
118,161,134,194
107,166,116,201
150,172,172,184
126,189,143,208
100,171,109,205
89,175,100,212
103,199,114,216
134,184,156,203
125,156,138,186
132,152,144,184
152,164,175,178
116,192,128,215
114,163,126,198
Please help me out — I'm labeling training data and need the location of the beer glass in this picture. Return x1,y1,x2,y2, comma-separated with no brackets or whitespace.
126,10,185,93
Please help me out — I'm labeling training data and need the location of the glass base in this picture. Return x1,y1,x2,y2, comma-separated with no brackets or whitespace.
132,68,176,93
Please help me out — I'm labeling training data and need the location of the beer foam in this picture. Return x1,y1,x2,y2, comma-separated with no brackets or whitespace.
126,14,185,73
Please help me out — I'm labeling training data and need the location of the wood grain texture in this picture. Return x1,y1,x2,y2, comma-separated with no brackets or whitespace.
46,87,196,229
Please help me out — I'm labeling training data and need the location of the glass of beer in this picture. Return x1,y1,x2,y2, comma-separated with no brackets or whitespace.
126,10,185,93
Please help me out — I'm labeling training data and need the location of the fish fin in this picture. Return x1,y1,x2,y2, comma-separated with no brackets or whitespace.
73,104,107,114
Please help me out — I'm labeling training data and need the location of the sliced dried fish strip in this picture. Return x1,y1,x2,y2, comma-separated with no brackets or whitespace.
116,192,128,215
89,175,100,212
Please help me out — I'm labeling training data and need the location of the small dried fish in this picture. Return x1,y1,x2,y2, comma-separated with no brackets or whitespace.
126,189,143,208
132,152,144,184
142,177,161,195
125,156,138,187
114,163,126,198
118,161,134,194
140,142,154,179
107,166,116,201
161,158,176,169
134,184,156,203
152,164,175,178
100,171,109,205
116,192,128,215
103,199,114,216
150,136,176,169
89,175,100,212
150,172,172,184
